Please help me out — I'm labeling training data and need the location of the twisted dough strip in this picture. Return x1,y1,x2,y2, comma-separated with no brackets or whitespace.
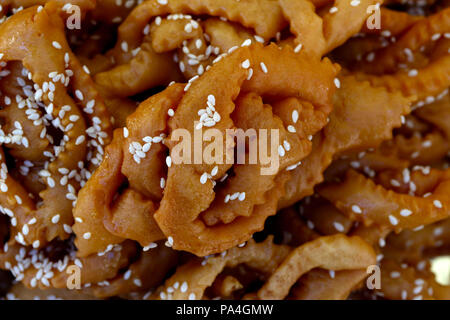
279,76,411,208
150,237,291,300
325,92,450,177
289,269,369,300
93,1,283,125
256,234,376,299
357,8,450,74
0,2,112,248
97,0,285,81
353,55,450,102
318,168,450,231
157,44,338,256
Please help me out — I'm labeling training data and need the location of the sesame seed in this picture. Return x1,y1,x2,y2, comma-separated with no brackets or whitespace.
63,224,72,233
433,200,442,208
82,65,90,74
294,43,303,53
75,135,85,145
52,41,62,49
166,156,172,167
241,59,250,69
400,209,412,217
287,125,296,133
389,215,399,226
260,62,268,73
334,78,341,88
246,68,253,80
431,33,441,41
351,205,362,214
83,232,91,239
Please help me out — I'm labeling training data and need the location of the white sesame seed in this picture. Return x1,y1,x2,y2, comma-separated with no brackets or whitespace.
408,69,418,77
52,41,62,49
433,200,442,208
82,65,90,74
22,224,29,235
334,78,341,88
292,110,299,123
241,59,250,69
75,90,84,100
200,172,208,184
121,41,128,52
389,215,399,226
75,135,85,145
351,205,362,214
333,222,344,232
431,33,441,41
260,62,268,74
329,6,338,13
399,209,412,217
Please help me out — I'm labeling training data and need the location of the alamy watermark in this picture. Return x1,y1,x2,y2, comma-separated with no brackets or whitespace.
169,122,281,175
